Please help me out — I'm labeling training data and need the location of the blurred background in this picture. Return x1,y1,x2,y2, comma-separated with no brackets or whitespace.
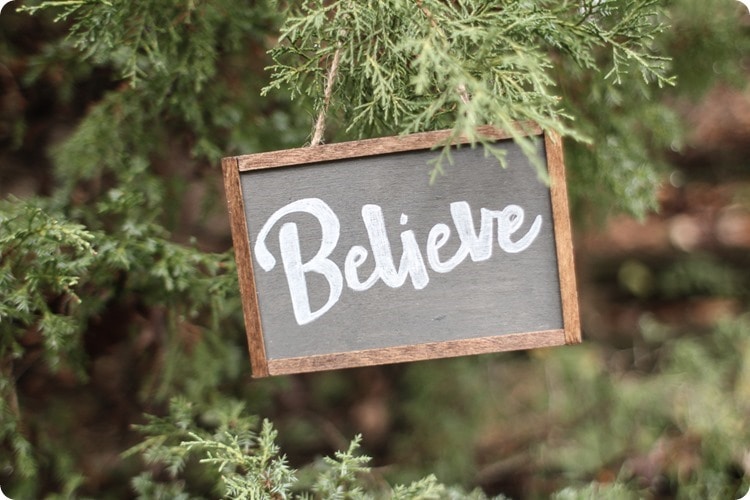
1,0,750,498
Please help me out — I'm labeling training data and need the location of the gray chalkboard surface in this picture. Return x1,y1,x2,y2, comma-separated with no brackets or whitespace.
223,124,580,377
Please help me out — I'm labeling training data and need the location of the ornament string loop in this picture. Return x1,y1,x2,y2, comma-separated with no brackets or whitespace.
310,44,342,147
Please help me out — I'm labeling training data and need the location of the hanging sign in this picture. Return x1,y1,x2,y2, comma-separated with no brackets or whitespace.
222,123,580,377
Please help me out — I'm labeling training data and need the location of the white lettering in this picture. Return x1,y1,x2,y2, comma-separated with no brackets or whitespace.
497,204,542,253
361,205,429,290
254,198,343,325
254,198,543,325
345,245,378,291
426,223,459,273
451,202,493,262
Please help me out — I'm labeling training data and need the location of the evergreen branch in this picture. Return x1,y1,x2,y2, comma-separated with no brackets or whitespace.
19,0,110,19
263,0,673,184
415,0,471,104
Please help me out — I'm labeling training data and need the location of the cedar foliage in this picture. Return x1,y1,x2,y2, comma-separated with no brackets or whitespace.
264,0,674,189
1,0,749,498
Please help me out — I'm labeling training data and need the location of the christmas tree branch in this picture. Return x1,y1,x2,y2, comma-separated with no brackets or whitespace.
415,0,471,105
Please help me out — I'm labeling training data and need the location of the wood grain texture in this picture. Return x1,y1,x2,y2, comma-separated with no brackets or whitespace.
235,122,542,171
545,131,582,345
267,329,566,375
240,139,563,363
222,157,269,377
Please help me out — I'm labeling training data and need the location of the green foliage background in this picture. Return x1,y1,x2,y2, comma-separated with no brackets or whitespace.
1,0,749,498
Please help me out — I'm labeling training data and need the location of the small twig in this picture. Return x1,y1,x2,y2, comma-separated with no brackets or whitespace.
310,45,343,147
415,0,471,104
456,83,470,105
415,0,439,29
1,355,22,424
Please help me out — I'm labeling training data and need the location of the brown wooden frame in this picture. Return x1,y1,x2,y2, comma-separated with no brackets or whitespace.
222,123,581,377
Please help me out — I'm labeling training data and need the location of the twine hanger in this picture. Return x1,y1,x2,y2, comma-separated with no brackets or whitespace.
310,44,342,147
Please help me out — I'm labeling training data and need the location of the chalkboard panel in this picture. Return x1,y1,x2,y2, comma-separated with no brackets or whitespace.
223,124,580,377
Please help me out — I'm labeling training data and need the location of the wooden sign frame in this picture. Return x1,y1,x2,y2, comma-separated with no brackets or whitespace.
223,123,580,377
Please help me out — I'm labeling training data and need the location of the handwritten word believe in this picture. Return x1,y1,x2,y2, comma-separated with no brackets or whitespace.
254,198,542,325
